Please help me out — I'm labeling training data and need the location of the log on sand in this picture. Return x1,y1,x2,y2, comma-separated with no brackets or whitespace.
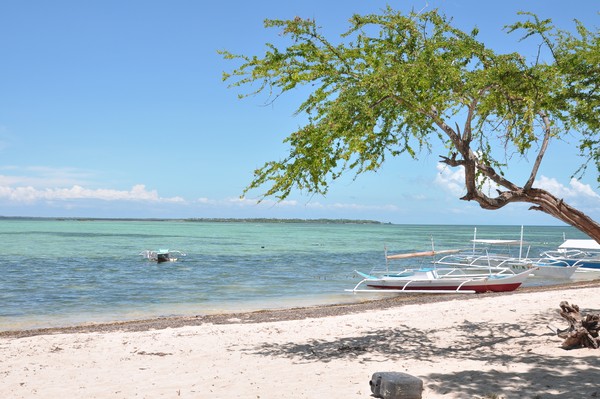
557,301,600,349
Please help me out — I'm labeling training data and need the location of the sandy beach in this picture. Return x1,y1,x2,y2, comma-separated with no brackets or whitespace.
1,281,599,399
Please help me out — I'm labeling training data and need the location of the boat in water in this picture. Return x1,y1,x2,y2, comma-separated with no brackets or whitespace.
349,267,533,294
139,249,186,263
348,246,534,294
540,239,600,271
433,247,578,280
435,227,580,280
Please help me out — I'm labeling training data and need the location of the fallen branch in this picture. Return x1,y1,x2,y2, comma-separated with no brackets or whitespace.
556,301,600,349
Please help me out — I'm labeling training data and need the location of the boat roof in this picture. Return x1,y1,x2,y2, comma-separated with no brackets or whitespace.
559,239,600,250
471,239,524,245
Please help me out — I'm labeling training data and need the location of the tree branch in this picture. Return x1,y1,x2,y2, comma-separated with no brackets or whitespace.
524,111,552,189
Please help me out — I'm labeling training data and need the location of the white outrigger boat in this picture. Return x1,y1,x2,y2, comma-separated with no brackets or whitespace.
433,248,577,280
139,249,186,263
540,239,600,272
348,247,534,294
436,227,580,280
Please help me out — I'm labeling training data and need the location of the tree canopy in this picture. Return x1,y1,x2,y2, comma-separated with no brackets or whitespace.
221,7,600,239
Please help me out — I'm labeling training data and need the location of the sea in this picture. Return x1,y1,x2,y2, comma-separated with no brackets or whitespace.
0,219,594,331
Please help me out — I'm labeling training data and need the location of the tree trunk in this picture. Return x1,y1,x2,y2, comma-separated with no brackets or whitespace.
440,154,600,242
468,187,600,242
524,188,600,241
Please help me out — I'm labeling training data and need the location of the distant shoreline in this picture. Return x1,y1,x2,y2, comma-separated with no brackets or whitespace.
0,216,386,224
0,217,571,227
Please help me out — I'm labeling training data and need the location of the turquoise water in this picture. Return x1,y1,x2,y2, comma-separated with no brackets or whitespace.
0,220,589,330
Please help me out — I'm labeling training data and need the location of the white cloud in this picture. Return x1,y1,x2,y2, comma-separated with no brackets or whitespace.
536,176,600,201
570,179,600,198
0,166,185,205
434,164,466,196
0,184,185,204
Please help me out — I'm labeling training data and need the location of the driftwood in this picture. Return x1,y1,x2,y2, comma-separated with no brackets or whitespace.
556,301,600,349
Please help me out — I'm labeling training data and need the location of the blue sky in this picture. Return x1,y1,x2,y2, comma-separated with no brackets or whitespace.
0,0,598,225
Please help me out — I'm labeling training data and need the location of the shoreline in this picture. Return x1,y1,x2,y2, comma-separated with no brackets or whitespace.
3,278,599,339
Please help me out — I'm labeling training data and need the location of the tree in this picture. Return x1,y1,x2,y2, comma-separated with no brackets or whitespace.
220,7,600,240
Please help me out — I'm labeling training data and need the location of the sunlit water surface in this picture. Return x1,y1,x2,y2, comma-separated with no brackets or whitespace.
0,220,593,330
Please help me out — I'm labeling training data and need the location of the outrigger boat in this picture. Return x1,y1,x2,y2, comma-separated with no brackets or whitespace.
433,247,577,280
540,239,600,271
435,227,580,280
139,249,186,263
348,246,534,294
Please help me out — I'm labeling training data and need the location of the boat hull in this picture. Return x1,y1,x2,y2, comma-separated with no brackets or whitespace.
156,253,170,263
508,262,578,279
364,280,523,293
358,269,532,294
564,259,600,270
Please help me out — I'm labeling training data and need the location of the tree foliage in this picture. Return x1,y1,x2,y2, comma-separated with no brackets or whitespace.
507,12,600,177
221,7,600,238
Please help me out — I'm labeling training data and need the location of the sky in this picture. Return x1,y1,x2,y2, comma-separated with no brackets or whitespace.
0,0,599,225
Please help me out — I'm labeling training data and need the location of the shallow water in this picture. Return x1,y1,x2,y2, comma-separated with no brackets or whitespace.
0,219,591,330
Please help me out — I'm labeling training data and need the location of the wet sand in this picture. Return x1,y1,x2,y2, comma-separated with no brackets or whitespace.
2,279,599,339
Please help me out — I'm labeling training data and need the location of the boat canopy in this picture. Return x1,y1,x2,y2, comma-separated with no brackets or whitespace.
559,239,600,250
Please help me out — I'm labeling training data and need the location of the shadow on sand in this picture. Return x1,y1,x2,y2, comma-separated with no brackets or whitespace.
247,307,600,398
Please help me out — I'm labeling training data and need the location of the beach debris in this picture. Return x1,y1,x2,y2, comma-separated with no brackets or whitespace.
369,372,423,399
337,344,367,353
136,350,173,356
556,301,600,349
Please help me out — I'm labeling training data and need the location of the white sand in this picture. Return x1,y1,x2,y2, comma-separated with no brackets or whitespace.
1,287,599,398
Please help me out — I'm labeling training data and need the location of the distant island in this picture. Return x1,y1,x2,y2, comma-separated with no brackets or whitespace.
0,216,386,224
183,218,385,224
